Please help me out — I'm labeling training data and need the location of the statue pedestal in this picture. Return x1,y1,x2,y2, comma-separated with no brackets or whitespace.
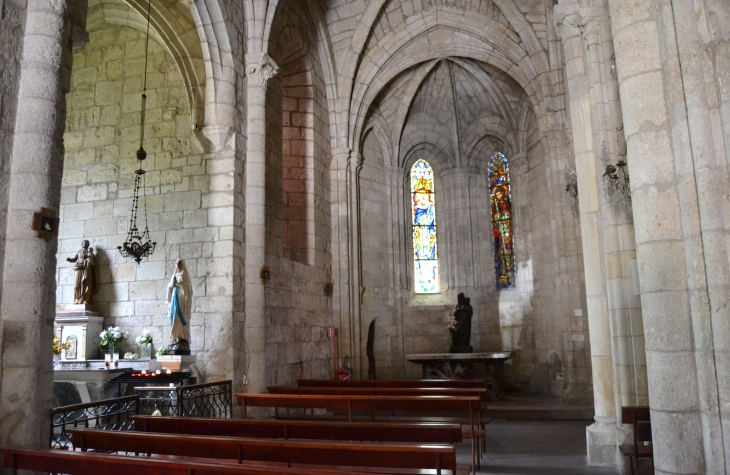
157,355,196,372
54,305,103,362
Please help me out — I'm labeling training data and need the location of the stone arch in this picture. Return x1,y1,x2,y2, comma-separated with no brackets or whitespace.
400,140,454,172
188,0,238,132
348,15,552,150
89,0,207,129
339,0,550,146
463,116,515,166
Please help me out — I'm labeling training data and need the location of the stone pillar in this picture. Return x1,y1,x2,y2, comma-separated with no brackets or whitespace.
0,0,71,447
331,148,351,371
244,53,278,396
555,4,617,466
440,166,479,289
608,0,729,472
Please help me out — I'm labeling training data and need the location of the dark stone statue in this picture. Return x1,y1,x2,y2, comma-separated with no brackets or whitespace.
449,293,473,353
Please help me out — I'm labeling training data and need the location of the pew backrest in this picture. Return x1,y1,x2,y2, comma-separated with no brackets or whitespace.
68,429,458,474
131,415,463,443
268,386,488,402
235,394,480,423
297,379,484,389
0,445,381,475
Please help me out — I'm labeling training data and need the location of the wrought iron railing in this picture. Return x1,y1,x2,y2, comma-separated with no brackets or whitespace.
49,395,140,449
135,380,232,418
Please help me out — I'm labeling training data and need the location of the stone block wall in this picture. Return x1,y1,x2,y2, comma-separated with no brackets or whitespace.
55,8,233,380
262,1,334,385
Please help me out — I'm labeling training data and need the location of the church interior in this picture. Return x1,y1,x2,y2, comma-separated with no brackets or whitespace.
0,0,729,474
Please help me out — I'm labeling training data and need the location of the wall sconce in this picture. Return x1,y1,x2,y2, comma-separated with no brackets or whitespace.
565,169,578,210
600,140,631,210
610,54,617,79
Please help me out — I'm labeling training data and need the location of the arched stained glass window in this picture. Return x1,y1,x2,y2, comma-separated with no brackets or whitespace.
411,159,439,293
489,152,515,289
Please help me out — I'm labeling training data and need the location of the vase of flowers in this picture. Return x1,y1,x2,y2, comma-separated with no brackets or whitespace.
52,336,70,369
136,329,153,359
100,326,127,359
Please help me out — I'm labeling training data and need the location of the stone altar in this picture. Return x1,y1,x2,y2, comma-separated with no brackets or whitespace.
54,304,103,361
407,352,512,399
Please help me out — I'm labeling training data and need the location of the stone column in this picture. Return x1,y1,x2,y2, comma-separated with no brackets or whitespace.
331,148,353,373
0,0,71,447
244,53,278,396
608,0,728,472
555,4,617,466
440,166,479,289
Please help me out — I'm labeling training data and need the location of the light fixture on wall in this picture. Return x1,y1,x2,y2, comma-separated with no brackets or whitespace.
565,168,578,210
118,0,156,264
600,139,631,210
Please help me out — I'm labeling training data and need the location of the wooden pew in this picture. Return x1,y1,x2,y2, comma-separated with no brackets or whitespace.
0,445,384,475
68,428,460,475
619,406,652,475
132,415,463,443
268,386,490,453
269,385,488,402
297,379,485,389
236,393,481,473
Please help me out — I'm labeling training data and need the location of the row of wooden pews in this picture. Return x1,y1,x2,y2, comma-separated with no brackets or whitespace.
0,378,487,475
236,378,491,473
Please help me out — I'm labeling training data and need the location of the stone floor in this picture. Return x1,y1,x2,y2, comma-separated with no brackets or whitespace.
456,420,621,475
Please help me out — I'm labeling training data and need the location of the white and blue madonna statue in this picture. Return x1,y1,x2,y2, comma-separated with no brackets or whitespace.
166,259,192,354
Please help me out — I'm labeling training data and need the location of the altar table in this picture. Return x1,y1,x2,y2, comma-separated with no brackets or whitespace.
406,352,512,399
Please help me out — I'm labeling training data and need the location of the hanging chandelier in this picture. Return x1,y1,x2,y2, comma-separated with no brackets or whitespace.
118,0,156,264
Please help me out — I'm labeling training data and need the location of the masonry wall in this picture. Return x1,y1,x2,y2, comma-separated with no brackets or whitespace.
262,0,333,385
55,9,232,379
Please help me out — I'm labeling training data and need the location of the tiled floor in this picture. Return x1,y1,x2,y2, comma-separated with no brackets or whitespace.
456,420,621,475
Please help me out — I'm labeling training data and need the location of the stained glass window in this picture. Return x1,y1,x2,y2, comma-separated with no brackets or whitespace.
411,159,439,293
489,152,515,289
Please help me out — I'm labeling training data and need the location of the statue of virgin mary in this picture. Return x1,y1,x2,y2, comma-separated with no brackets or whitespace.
166,259,192,350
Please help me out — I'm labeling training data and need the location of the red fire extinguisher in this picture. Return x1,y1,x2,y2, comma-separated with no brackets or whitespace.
335,356,352,380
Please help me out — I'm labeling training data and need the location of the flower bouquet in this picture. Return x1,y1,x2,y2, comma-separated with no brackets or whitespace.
447,314,458,333
100,326,127,356
136,329,153,359
52,336,70,355
135,329,153,346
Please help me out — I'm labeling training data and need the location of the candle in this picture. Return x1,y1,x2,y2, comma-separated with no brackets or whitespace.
166,369,172,375
141,370,147,375
104,354,110,366
155,370,161,375
113,352,119,366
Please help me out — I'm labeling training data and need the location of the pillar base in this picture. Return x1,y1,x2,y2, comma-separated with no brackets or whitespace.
586,417,619,467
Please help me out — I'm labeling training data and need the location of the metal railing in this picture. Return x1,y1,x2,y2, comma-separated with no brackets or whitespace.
50,395,139,449
135,380,232,418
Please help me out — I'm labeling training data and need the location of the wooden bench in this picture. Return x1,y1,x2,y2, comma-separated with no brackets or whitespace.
236,393,481,473
269,385,488,402
68,428,461,475
0,445,387,475
619,406,653,475
132,415,463,443
297,379,485,389
269,386,490,452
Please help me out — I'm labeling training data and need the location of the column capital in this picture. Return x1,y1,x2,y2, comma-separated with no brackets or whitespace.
554,3,582,41
578,14,603,48
332,147,353,170
245,53,279,87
